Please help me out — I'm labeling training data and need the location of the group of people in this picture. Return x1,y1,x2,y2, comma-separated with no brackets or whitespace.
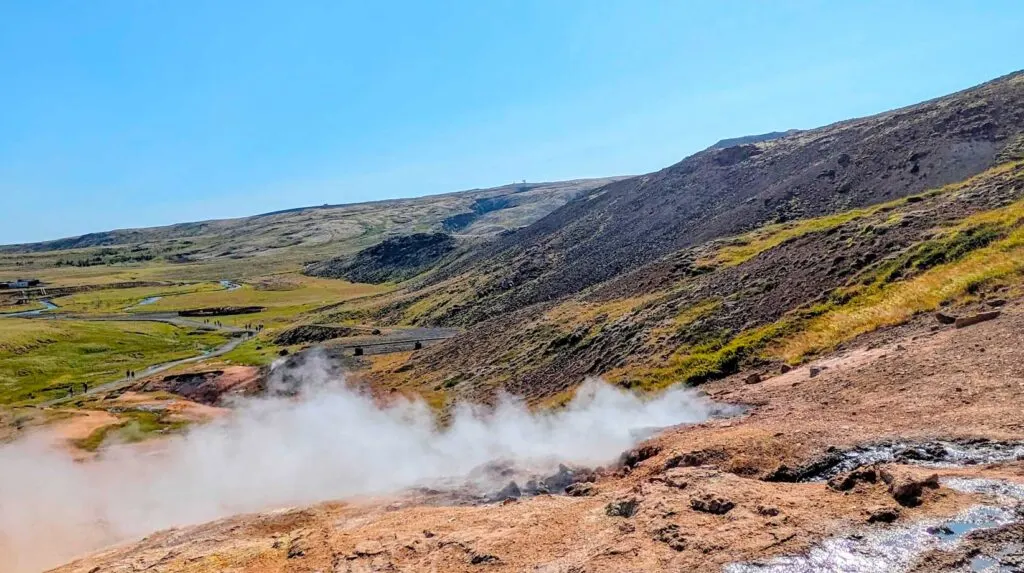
125,369,137,379
66,382,89,397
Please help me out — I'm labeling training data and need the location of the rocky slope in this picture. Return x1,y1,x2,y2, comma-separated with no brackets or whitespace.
422,71,1024,326
305,233,458,284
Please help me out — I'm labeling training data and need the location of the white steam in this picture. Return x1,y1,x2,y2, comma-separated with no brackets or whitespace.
0,354,719,572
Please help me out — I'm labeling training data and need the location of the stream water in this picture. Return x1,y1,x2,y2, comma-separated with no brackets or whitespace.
2,299,58,317
726,479,1024,573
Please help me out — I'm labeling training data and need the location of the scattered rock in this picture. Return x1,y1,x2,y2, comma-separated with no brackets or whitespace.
744,373,762,385
606,497,640,518
935,312,957,325
954,311,1001,329
880,468,939,507
867,506,901,524
690,494,735,515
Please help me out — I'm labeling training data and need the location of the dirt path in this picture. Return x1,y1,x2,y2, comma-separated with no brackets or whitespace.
39,330,251,408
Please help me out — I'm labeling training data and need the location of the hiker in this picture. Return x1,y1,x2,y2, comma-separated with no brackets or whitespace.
126,369,130,379
83,383,88,393
68,387,74,397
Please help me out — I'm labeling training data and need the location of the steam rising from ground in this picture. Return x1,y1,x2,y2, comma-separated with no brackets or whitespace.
0,353,718,572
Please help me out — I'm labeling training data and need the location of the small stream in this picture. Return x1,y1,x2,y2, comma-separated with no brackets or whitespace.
726,479,1024,573
125,296,162,310
2,299,58,317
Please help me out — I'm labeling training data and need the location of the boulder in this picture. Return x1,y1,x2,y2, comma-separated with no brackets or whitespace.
565,482,595,497
935,312,957,325
954,311,1000,329
880,468,939,507
827,465,879,491
744,373,762,385
620,445,661,468
489,481,521,502
605,497,640,518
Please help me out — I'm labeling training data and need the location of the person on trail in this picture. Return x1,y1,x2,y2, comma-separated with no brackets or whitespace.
126,369,130,379
83,383,88,393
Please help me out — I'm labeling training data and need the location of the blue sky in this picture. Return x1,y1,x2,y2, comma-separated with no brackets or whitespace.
1,1,1022,244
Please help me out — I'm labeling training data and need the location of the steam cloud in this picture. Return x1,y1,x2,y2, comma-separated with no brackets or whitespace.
0,353,719,572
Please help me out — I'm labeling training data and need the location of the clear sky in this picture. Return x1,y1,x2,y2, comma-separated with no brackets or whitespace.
1,1,1021,244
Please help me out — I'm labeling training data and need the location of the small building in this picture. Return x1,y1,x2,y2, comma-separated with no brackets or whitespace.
0,278,40,289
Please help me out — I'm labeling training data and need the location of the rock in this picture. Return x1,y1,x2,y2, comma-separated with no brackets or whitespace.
756,505,780,517
690,494,735,515
895,443,948,463
867,506,901,524
935,312,957,325
809,366,822,378
287,537,308,559
661,469,689,490
986,299,1007,307
880,468,939,507
954,311,1001,328
469,552,501,565
605,497,640,518
827,466,879,491
353,540,385,557
621,445,661,468
566,482,596,497
744,373,762,384
780,364,792,374
489,480,521,502
653,523,687,551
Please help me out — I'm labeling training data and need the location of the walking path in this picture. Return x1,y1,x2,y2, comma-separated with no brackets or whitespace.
40,329,252,407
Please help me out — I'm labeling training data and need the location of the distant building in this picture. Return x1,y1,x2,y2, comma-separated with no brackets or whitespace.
0,278,40,289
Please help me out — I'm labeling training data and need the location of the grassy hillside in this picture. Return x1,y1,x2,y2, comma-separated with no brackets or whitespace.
361,160,1024,403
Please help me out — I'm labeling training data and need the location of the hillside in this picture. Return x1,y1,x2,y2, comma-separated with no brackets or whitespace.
323,71,1024,404
415,71,1024,326
0,177,622,281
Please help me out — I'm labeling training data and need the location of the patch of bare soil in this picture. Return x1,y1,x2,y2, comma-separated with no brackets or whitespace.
48,303,1024,573
127,366,262,405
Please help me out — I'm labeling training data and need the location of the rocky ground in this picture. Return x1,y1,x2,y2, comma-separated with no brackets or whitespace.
48,300,1024,572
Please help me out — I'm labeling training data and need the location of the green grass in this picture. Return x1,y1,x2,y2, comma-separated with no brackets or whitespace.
52,282,223,314
699,161,1024,269
74,409,187,451
775,199,1024,362
218,336,286,366
0,320,230,405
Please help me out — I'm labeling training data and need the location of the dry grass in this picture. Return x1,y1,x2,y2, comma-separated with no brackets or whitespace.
775,204,1024,362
